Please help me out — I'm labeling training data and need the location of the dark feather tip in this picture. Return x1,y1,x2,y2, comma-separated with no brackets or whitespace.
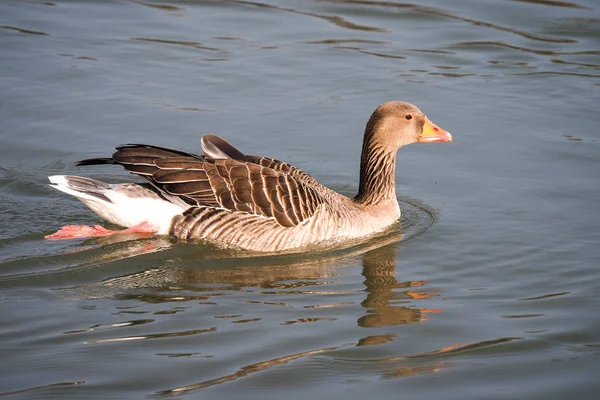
75,158,116,166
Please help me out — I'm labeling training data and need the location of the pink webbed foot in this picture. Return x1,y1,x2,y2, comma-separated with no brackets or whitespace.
45,222,158,240
124,221,158,235
45,224,114,239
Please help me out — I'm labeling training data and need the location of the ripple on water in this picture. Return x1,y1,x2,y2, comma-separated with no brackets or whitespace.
134,1,183,12
507,0,589,9
293,0,600,81
153,345,346,396
0,25,48,35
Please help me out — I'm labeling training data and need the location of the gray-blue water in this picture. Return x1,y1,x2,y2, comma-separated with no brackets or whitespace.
1,0,599,399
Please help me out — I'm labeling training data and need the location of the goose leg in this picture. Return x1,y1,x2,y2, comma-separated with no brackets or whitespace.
45,221,157,240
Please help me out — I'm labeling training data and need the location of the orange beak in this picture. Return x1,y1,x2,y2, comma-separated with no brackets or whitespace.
418,117,452,143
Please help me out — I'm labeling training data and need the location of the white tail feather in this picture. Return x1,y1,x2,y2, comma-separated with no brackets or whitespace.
49,175,110,203
48,175,184,234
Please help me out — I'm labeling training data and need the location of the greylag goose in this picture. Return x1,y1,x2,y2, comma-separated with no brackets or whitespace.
46,101,451,252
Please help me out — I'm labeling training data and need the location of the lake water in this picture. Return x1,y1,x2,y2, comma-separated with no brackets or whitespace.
1,0,599,399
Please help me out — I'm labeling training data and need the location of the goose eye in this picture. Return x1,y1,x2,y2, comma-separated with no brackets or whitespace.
405,114,412,120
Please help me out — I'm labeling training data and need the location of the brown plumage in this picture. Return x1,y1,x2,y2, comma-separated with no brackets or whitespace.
50,101,452,252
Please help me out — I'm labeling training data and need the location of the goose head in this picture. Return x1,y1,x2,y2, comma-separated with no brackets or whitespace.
364,101,452,151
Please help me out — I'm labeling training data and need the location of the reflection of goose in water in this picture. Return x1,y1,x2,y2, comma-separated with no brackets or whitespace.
358,245,438,330
73,223,437,329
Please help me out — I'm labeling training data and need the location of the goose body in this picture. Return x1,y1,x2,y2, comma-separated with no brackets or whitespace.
47,101,452,252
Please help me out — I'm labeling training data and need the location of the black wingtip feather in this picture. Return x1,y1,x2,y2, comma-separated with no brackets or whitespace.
116,144,203,159
75,158,116,166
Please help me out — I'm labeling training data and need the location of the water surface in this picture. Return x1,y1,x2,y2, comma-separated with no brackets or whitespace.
1,0,599,399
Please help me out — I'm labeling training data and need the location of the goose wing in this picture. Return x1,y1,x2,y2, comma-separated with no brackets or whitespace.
76,136,329,227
